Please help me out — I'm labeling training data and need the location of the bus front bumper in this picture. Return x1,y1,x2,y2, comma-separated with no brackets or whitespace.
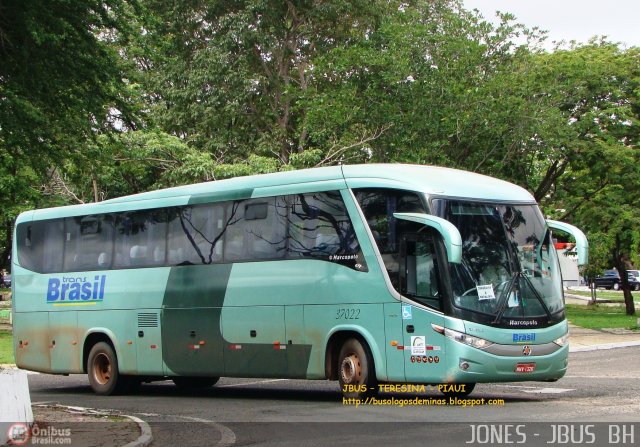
443,340,569,383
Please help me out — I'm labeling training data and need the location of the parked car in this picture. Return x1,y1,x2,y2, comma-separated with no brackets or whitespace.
0,274,9,288
593,270,640,291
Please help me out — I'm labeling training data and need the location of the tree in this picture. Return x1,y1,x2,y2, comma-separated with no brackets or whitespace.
141,0,392,167
0,0,140,271
546,46,640,315
306,0,540,169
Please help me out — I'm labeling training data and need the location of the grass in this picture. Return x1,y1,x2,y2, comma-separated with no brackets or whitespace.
566,289,640,302
566,304,640,331
0,330,14,364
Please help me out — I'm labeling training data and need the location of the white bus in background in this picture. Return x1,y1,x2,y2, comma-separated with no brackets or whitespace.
554,242,580,288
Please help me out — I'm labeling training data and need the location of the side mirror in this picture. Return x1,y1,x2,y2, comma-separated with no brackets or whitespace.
393,212,462,264
546,220,589,266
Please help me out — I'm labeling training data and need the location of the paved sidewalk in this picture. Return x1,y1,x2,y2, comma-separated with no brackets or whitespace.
569,324,640,352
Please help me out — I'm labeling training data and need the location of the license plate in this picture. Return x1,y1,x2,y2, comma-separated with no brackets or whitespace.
515,363,536,373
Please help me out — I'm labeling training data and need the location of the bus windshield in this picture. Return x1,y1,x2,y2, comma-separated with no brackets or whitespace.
433,200,564,325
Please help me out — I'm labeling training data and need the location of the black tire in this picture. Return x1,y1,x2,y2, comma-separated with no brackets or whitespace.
172,376,219,389
439,382,476,398
87,341,131,395
635,284,640,292
337,338,377,399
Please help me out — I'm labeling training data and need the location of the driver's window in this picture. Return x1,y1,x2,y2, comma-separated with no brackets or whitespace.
402,237,441,310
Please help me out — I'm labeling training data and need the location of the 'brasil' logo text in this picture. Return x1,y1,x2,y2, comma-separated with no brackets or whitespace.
512,333,536,343
47,275,106,302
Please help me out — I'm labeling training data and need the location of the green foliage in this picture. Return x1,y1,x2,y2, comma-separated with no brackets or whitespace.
536,44,640,314
0,0,140,269
143,0,391,164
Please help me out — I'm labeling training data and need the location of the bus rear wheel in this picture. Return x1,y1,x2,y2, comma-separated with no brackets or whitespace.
87,341,130,395
338,338,377,399
172,377,219,389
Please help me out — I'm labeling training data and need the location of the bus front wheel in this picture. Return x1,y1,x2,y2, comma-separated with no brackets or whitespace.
338,338,376,399
87,341,129,395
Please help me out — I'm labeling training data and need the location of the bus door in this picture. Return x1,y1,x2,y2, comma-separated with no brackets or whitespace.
399,234,447,382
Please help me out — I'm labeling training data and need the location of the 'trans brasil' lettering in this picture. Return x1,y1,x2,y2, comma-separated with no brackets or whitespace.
47,275,106,302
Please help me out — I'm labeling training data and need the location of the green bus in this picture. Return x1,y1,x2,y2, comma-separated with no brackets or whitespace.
11,164,587,397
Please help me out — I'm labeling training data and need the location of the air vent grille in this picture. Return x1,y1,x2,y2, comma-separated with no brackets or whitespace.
137,313,159,328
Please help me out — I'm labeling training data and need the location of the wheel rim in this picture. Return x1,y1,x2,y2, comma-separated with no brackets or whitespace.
340,354,362,384
93,353,112,385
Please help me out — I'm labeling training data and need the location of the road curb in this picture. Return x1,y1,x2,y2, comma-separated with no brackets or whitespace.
121,414,153,447
569,340,640,352
34,404,153,447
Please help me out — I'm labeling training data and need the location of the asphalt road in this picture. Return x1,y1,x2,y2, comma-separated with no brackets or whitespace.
27,347,640,446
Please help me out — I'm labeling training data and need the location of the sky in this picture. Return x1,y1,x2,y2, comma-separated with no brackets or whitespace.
462,0,640,49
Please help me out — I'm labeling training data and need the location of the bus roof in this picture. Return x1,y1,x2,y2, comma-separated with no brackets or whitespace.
19,164,535,222
102,164,534,203
341,164,534,202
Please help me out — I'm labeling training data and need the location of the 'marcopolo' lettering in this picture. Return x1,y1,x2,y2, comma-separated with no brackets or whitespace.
47,275,106,302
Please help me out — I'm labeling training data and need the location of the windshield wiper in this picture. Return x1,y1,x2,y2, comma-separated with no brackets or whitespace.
491,271,518,324
520,272,553,320
491,272,553,324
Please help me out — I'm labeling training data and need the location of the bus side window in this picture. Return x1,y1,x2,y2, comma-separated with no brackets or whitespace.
354,188,427,289
16,219,64,273
224,197,287,262
41,219,64,273
62,215,114,272
167,203,225,265
402,238,440,309
115,210,167,269
287,191,360,260
16,223,37,271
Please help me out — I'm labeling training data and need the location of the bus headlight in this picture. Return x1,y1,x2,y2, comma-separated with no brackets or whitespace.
553,333,569,347
432,324,493,350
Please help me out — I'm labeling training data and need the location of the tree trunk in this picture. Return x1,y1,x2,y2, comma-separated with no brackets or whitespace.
613,259,636,316
92,176,99,203
1,222,11,273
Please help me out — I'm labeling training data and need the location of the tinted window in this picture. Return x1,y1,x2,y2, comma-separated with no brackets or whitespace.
115,210,168,268
167,203,225,265
225,197,287,262
16,220,64,273
64,215,115,271
288,192,361,259
355,189,426,288
16,191,364,272
401,237,441,309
